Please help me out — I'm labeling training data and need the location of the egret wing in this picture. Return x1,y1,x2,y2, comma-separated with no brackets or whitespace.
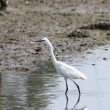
57,62,86,80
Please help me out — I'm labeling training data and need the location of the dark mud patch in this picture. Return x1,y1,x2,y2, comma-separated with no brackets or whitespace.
79,20,110,30
67,29,90,38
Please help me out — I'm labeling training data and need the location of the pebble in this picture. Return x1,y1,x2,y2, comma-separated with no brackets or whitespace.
103,57,107,60
92,64,95,66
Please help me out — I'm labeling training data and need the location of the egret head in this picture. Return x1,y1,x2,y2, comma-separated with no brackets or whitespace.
30,37,53,48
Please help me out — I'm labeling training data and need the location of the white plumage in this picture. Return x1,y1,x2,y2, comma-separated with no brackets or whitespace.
38,37,87,80
55,61,86,80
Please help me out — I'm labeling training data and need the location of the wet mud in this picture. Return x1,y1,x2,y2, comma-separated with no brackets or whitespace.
0,0,110,71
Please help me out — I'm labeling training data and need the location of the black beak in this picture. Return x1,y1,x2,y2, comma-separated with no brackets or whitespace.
35,40,45,42
30,40,45,44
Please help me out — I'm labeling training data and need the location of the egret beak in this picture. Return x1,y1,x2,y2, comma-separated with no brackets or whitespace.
35,40,45,42
30,40,45,44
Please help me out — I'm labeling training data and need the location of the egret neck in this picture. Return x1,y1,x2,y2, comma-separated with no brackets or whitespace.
48,43,57,66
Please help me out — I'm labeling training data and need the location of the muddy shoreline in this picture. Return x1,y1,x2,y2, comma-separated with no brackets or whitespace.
0,0,110,71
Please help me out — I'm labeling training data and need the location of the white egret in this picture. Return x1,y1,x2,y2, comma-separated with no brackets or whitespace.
30,37,87,105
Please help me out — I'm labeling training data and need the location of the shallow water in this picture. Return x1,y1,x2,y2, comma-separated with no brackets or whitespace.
1,45,110,110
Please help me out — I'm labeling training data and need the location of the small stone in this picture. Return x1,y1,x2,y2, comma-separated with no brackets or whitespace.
25,1,29,4
104,49,108,51
103,57,107,60
34,47,42,52
86,51,92,54
92,64,95,66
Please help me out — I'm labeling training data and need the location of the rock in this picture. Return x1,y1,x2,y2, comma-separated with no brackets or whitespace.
103,57,107,60
92,64,95,66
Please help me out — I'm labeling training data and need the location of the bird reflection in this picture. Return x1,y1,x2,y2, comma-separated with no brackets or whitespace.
72,80,81,106
65,94,87,110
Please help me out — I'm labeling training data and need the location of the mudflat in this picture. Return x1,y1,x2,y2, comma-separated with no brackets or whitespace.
0,0,110,71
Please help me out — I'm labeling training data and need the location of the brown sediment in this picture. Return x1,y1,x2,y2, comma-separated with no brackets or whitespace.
0,0,110,71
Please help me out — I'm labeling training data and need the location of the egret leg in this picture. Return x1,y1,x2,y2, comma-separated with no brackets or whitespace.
71,80,81,106
65,79,68,94
65,93,68,110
